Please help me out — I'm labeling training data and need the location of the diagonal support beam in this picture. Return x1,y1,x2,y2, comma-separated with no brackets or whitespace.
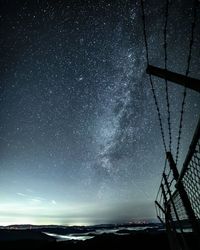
155,200,166,215
146,65,200,93
157,215,165,225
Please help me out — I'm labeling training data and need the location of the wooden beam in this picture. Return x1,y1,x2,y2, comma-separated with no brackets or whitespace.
146,65,200,93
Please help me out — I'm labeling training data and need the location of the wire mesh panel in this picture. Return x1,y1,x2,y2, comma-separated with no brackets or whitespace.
181,140,200,220
155,119,200,250
170,191,188,222
156,118,200,226
155,161,178,225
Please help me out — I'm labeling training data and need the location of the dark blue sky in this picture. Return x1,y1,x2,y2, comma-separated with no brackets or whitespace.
0,0,199,225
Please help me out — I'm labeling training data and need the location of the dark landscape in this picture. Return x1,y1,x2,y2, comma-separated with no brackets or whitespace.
0,223,198,250
0,223,172,250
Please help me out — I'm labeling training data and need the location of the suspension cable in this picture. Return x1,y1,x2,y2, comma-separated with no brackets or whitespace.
175,0,198,165
163,0,172,153
140,0,167,153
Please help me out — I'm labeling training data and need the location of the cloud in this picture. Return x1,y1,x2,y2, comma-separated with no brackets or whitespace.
29,198,42,204
51,200,56,205
26,188,34,193
17,192,26,197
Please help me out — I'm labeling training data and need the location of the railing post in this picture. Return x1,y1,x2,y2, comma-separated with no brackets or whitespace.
163,173,189,250
161,184,181,250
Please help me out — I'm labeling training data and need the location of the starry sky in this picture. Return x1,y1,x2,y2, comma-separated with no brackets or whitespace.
0,0,199,226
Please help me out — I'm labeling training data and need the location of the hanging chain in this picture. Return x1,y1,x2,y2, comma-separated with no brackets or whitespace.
141,0,167,153
175,0,198,165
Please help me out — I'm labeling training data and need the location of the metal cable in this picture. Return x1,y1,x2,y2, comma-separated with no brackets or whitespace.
163,0,172,153
175,0,198,165
140,0,167,153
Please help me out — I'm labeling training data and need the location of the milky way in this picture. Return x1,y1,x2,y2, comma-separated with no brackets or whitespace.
0,0,199,225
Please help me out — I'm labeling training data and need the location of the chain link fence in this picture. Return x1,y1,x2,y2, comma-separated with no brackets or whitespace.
180,140,200,220
155,118,200,249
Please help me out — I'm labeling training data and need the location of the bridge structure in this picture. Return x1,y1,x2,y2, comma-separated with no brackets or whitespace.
140,0,200,249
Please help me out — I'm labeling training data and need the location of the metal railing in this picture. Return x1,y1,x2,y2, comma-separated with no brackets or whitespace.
178,122,200,221
155,118,200,250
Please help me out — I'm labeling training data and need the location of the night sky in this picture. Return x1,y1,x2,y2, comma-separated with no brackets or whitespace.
0,0,199,226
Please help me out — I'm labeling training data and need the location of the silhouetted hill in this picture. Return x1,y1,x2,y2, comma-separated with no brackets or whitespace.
0,229,55,242
0,230,169,250
0,228,197,250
